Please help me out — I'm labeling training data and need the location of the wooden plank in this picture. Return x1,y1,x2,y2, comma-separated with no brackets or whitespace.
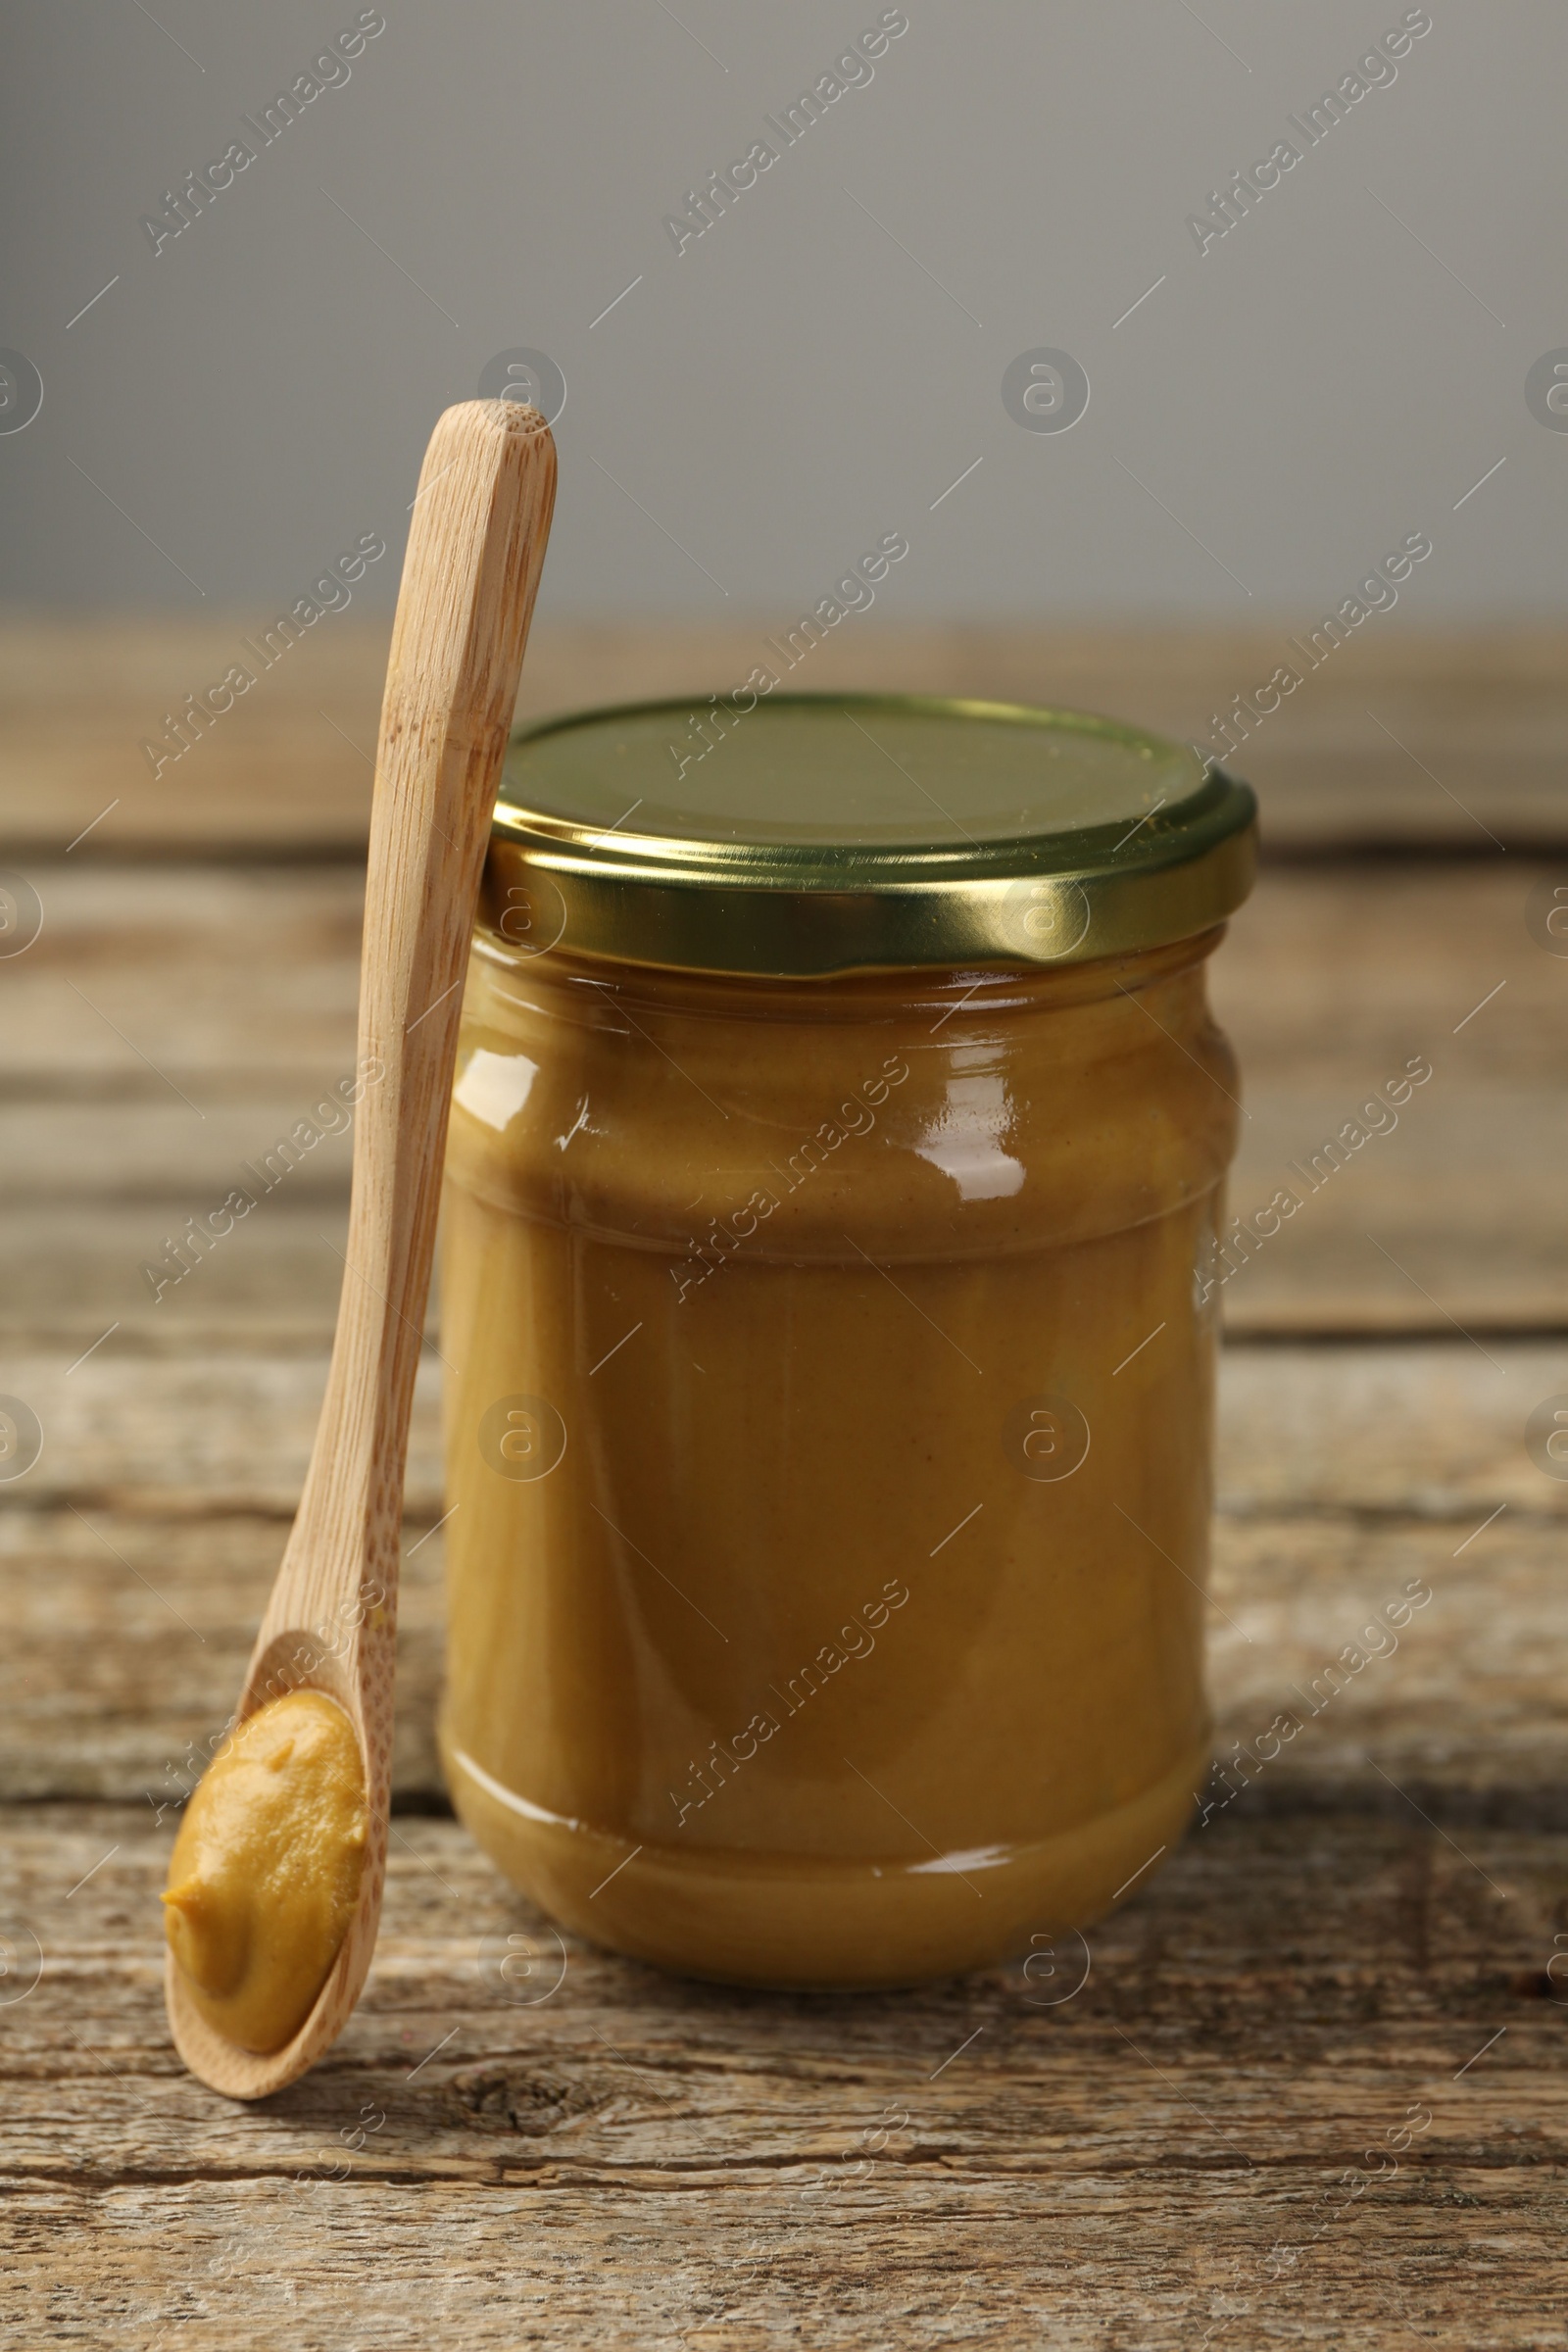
5,1340,1560,1526
0,863,362,1092
0,1353,444,1519
0,1203,357,1353
1218,1342,1565,1516
0,1508,446,1806
6,620,1568,858
25,1097,1566,1345
5,860,1558,1099
28,1181,1568,1352
5,858,1560,1099
1,1346,1563,1811
2,1802,1563,2346
1,1505,1558,1821
1214,853,1566,1326
10,1174,1562,1344
3,863,1565,1344
1223,1092,1568,1333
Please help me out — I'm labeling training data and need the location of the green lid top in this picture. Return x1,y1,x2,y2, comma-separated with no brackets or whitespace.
488,693,1256,976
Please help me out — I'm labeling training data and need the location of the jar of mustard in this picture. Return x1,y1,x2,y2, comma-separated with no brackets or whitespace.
438,694,1255,1987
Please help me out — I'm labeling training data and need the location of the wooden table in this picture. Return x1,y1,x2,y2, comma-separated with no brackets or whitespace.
4,621,1566,2346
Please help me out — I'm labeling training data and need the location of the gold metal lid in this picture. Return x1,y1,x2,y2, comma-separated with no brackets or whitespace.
487,694,1256,976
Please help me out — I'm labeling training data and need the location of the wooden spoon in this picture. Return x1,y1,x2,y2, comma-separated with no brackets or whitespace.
167,399,557,2098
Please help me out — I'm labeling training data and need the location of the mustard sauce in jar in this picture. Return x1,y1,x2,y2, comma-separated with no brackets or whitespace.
438,696,1255,1985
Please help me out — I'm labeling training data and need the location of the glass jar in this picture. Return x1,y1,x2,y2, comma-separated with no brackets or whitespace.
438,696,1255,1987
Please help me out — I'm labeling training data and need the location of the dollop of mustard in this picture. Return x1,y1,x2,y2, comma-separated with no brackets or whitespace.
163,1689,368,2054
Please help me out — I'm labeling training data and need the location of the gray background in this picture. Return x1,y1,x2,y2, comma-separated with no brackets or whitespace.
1,0,1561,620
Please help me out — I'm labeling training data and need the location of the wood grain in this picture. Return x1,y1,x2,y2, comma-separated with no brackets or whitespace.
3,862,1566,1346
3,623,1564,2341
3,1336,1560,1526
3,1502,1561,1824
4,1801,1564,2348
2,1346,1562,1821
7,620,1568,857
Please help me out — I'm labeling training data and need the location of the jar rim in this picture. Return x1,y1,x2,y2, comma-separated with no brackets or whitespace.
489,693,1257,976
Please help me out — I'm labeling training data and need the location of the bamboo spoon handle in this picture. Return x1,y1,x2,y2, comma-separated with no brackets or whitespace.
168,400,554,2101
261,399,557,1686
